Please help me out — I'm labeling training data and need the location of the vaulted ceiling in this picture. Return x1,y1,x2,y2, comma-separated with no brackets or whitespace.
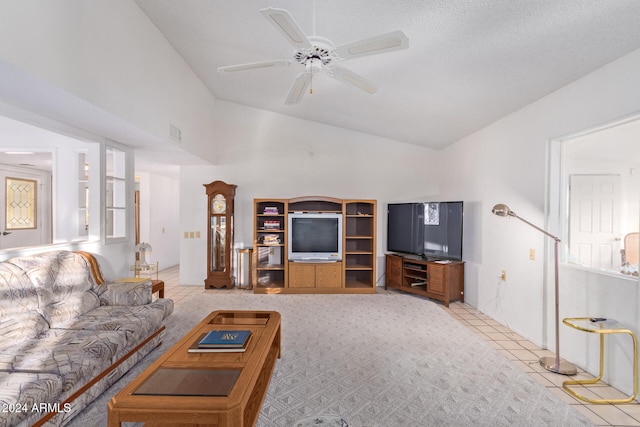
134,0,640,149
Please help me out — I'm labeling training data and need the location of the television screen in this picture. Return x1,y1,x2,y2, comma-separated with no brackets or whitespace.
423,202,463,261
387,201,463,261
288,213,342,261
386,203,424,255
291,218,338,252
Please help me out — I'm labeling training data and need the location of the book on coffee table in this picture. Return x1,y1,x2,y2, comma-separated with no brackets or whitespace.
188,331,252,353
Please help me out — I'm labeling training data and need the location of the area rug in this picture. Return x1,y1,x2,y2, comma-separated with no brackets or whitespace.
68,291,594,426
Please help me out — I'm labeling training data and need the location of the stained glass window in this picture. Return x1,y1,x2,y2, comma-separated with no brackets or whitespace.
6,177,37,230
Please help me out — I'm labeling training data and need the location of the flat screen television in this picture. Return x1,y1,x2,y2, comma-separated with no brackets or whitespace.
387,201,463,261
387,203,424,255
288,213,343,262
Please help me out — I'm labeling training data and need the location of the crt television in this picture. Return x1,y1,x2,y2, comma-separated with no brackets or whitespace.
288,213,343,262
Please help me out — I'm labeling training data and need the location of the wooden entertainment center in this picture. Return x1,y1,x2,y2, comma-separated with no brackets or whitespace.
385,254,464,307
253,196,376,294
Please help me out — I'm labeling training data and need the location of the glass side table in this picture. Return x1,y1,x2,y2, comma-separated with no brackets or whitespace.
131,261,159,280
562,317,638,404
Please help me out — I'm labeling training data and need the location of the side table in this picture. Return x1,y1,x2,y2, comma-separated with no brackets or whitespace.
151,280,165,298
562,317,638,403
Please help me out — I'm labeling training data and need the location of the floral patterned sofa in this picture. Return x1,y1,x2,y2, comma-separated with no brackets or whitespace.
0,250,174,427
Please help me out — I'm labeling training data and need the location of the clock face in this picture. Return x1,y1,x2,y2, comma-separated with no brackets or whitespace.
212,194,226,214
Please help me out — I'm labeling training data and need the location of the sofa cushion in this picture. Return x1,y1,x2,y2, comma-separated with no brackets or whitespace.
57,303,166,350
0,371,64,427
0,262,48,344
99,280,152,306
0,312,49,346
8,251,101,327
0,329,128,392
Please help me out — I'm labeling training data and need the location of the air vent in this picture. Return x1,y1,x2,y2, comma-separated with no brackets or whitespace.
169,124,182,142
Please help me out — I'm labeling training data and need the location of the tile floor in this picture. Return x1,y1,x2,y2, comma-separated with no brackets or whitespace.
157,265,640,426
445,303,640,426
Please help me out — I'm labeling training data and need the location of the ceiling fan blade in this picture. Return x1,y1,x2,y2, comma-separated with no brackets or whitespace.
284,73,311,105
327,67,377,94
217,60,291,73
333,30,409,61
260,7,313,50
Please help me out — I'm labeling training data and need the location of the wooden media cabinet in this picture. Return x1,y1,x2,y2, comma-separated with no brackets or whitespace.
385,253,464,307
253,196,376,294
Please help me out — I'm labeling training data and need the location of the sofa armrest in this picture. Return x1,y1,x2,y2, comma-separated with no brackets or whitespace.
99,279,152,306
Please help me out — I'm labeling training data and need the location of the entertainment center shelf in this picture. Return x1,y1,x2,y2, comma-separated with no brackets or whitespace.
385,254,464,307
253,197,376,294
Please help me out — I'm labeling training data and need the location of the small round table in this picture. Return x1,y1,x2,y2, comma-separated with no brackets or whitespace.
562,317,638,404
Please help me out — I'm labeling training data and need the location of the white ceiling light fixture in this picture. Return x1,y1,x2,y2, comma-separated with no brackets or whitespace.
217,7,409,105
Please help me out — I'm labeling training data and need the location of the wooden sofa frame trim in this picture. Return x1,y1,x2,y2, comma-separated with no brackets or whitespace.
75,251,107,285
32,326,165,426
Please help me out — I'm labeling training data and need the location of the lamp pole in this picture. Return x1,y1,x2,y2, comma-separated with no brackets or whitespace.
492,204,576,375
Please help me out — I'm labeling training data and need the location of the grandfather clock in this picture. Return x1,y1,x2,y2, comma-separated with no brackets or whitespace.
204,181,237,288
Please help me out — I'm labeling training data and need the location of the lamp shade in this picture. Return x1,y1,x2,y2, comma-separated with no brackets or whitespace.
492,203,513,217
135,242,153,267
135,242,152,253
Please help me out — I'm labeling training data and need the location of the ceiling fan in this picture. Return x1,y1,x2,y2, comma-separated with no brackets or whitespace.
217,7,409,105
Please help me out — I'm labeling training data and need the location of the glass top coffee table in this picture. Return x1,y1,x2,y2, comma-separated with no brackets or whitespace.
108,310,281,426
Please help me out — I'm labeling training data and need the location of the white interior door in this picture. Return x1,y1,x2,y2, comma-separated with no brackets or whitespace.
569,174,622,271
0,168,50,250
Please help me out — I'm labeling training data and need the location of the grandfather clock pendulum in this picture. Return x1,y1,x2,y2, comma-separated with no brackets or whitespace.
204,180,237,288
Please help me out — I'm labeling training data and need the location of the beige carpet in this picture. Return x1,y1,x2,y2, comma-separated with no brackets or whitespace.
69,291,593,427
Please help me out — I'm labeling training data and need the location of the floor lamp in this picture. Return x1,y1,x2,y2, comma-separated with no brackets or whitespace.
492,204,577,375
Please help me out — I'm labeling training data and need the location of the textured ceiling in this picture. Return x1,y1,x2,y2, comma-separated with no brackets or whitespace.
135,0,640,149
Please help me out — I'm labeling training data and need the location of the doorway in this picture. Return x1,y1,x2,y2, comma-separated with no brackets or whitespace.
0,167,51,249
568,174,621,271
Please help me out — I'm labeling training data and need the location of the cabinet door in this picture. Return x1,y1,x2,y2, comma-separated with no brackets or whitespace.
427,264,446,295
288,263,315,288
386,255,403,287
316,263,342,288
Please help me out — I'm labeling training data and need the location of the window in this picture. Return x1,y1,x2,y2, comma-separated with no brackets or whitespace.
555,116,640,278
105,146,127,239
5,177,37,230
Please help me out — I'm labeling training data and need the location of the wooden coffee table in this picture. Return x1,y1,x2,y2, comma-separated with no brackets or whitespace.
108,310,281,427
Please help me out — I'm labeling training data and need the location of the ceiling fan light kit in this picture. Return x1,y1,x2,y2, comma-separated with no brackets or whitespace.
217,7,409,104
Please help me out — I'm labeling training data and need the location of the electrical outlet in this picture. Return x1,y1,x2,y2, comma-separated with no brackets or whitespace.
500,270,507,281
184,231,188,239
529,248,535,260
196,231,201,238
189,231,195,239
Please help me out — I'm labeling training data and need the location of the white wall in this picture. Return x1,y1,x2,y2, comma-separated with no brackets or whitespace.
438,48,640,395
0,0,217,164
0,0,216,277
178,100,441,285
137,171,180,269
